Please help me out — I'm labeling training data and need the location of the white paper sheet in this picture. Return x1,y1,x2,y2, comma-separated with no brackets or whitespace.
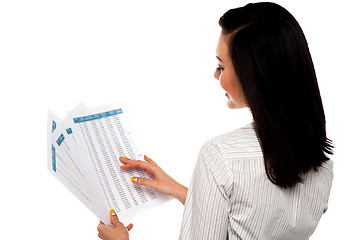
48,103,170,226
48,108,99,218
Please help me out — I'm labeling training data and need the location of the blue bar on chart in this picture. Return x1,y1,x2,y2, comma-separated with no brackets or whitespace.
73,108,123,124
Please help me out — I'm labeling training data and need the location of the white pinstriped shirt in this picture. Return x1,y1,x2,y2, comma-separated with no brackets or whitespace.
179,123,333,240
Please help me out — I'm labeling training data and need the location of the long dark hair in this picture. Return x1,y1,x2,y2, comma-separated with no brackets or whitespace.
219,2,334,188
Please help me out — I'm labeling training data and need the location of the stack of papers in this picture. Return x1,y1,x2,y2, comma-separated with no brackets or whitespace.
47,103,170,225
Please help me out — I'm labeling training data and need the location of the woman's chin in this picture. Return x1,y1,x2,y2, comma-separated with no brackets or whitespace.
226,101,236,109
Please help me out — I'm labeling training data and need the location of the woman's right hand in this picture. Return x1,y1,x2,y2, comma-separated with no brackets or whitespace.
119,155,188,205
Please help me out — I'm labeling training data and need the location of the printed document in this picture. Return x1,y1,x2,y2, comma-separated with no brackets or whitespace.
47,103,170,225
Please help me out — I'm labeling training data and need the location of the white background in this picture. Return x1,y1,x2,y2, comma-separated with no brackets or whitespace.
0,0,360,239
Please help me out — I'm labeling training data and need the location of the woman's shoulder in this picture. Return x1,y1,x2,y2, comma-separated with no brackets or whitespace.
201,122,263,159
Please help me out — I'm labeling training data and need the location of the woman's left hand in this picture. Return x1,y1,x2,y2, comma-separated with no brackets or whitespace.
120,155,188,205
97,209,133,240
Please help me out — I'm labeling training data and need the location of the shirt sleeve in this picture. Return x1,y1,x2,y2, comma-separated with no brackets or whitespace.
179,139,233,240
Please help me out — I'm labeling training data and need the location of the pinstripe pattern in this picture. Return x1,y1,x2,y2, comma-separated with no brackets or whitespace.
179,123,333,240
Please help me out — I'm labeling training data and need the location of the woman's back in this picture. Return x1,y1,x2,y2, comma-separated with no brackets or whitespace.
180,123,333,239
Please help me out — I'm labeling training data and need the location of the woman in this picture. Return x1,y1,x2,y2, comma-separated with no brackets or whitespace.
97,2,334,239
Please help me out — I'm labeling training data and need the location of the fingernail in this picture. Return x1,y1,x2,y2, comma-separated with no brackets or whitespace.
119,156,123,159
144,154,148,158
131,177,138,182
124,156,129,159
126,223,133,231
110,209,116,216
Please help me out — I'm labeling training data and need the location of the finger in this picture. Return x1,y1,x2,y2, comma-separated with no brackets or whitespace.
120,161,156,176
144,155,157,165
119,156,141,165
98,233,103,239
120,156,150,165
97,221,105,232
109,209,121,227
126,223,133,231
119,156,133,164
120,157,150,169
131,177,157,189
